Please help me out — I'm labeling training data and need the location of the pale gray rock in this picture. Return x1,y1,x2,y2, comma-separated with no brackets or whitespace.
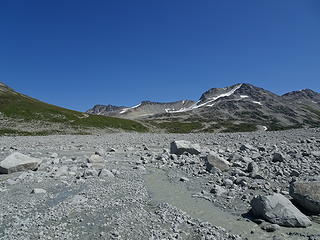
95,149,105,156
31,188,47,194
240,144,255,151
289,181,320,214
54,166,69,177
179,177,189,182
205,152,230,172
260,222,280,232
170,140,201,155
210,185,227,196
0,152,42,174
88,154,104,163
83,169,99,177
311,151,320,158
50,153,58,158
98,169,115,178
251,193,311,227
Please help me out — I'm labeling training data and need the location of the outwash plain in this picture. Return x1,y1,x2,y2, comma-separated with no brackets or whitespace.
1,128,320,240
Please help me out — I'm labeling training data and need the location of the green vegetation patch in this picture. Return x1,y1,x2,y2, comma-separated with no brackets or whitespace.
150,121,203,133
303,106,320,118
0,128,76,136
266,118,302,131
202,121,257,133
0,91,148,132
221,122,258,133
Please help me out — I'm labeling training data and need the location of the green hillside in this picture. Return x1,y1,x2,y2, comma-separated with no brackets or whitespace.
0,83,148,135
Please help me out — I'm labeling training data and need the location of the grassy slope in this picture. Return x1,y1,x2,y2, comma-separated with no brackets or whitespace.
0,87,148,134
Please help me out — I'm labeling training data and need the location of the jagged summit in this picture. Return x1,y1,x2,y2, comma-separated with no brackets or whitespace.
86,104,127,115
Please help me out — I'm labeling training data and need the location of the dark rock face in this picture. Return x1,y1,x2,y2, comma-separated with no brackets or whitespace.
282,89,320,104
290,181,320,214
86,104,127,115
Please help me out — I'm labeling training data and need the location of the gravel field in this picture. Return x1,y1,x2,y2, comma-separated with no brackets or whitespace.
1,128,320,240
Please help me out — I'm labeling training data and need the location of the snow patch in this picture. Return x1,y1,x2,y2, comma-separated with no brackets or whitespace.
131,103,141,109
262,126,268,131
120,108,129,114
240,95,249,98
168,84,243,113
252,101,262,105
119,103,142,114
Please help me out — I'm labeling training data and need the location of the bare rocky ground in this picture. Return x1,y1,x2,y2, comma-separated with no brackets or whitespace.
0,128,320,240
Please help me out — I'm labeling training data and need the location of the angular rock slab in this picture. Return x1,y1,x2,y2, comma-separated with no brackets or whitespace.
0,152,42,174
251,193,312,227
170,140,201,155
205,152,230,172
290,181,320,214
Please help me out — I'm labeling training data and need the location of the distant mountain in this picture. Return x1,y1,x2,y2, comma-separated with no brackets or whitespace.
87,104,127,115
1,81,319,135
0,82,148,135
87,100,195,118
282,89,320,104
87,83,320,133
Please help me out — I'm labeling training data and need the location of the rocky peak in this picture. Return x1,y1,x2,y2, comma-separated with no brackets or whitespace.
86,104,126,114
199,83,243,102
283,89,319,98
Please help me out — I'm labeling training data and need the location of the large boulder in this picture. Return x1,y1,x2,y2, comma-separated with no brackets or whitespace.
0,152,42,174
170,140,201,155
88,154,104,163
289,181,320,214
251,194,311,227
205,152,230,172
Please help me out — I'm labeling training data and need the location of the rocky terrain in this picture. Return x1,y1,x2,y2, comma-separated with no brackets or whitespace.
1,82,320,135
88,83,320,133
1,128,320,240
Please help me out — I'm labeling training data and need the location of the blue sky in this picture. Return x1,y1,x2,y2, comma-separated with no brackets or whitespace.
1,0,319,111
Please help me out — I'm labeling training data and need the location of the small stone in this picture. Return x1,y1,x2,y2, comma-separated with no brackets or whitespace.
31,188,47,194
180,177,189,182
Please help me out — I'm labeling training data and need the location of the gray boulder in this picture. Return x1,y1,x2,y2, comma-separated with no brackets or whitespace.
247,161,259,174
272,152,285,162
99,169,115,178
0,152,42,174
55,166,69,177
289,181,320,214
210,185,227,196
251,193,311,227
205,152,230,172
31,188,47,194
170,140,201,155
88,154,104,163
240,144,255,151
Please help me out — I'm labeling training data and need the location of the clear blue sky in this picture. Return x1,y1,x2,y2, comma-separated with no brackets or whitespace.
1,0,319,111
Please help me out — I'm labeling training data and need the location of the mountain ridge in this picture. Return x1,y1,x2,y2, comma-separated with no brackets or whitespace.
1,81,319,134
87,82,320,133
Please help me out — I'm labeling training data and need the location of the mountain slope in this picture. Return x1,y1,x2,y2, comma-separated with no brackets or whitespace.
87,83,320,133
87,100,195,118
0,83,148,135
